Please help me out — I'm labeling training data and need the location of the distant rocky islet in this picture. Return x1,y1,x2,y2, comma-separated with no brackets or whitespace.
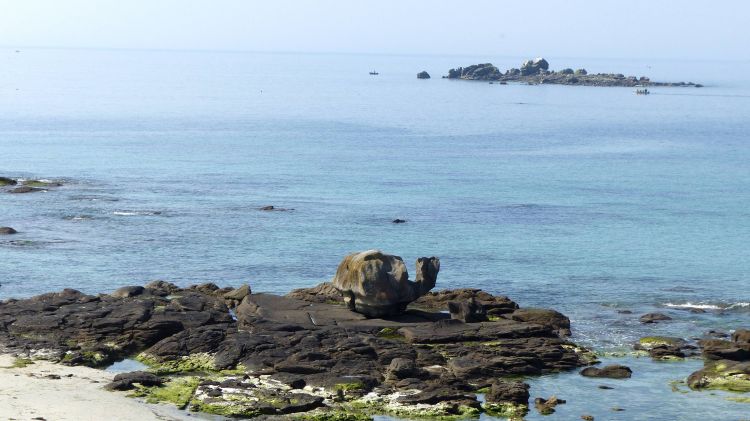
442,57,703,87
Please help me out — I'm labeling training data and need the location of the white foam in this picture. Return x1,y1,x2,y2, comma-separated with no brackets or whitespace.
664,302,750,311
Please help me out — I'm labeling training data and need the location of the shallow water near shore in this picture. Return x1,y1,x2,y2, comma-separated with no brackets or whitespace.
1,48,749,419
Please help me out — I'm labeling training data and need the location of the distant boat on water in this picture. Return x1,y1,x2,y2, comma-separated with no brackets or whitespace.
369,71,379,75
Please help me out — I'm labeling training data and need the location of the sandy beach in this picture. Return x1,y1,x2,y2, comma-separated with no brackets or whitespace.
0,354,194,421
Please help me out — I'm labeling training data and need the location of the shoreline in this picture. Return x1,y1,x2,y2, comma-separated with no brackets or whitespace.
0,354,196,421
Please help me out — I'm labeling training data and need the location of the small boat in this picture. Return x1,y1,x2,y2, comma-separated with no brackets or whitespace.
369,71,379,75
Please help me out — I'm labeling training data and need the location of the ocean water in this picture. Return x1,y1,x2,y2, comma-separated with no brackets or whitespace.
1,48,749,419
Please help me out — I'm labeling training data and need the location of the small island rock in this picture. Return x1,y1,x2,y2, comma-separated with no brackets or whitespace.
417,71,430,79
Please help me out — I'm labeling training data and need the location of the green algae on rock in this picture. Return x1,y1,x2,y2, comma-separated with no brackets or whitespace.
130,376,200,409
687,360,750,393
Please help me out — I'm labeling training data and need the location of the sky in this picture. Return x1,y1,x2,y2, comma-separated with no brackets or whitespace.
0,0,748,60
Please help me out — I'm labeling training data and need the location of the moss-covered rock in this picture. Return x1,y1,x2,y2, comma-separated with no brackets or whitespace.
483,402,528,419
637,336,684,350
687,360,750,392
136,352,242,375
130,376,200,409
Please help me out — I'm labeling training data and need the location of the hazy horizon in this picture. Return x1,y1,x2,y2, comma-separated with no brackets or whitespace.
1,0,748,61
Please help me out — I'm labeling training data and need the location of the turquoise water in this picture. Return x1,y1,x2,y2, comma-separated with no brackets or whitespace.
1,48,749,419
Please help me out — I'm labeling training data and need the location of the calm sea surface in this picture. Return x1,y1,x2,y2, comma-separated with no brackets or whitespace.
1,48,749,419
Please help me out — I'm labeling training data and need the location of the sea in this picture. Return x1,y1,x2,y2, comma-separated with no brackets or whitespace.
1,48,749,420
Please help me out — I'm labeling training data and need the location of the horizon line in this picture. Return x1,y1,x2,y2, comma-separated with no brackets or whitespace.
1,44,746,64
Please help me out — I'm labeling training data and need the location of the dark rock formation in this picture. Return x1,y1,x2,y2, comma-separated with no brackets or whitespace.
445,58,701,87
417,71,430,79
580,365,632,379
634,336,698,360
331,250,439,317
0,227,18,235
687,328,750,392
286,282,341,304
111,285,145,298
520,58,549,76
487,380,529,404
0,278,593,419
0,177,17,186
412,288,518,316
639,312,672,324
448,298,487,323
510,308,571,336
392,218,407,223
534,395,565,415
106,371,164,390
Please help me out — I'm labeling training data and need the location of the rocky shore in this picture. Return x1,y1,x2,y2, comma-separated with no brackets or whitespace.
1,250,747,419
444,58,702,87
0,251,599,419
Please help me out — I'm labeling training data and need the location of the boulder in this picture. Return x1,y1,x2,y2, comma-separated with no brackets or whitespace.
534,395,565,415
698,339,750,361
386,357,427,381
111,285,145,298
105,371,164,390
510,308,571,336
223,284,251,301
688,359,750,392
580,364,632,379
575,69,588,75
485,380,530,406
0,227,17,235
448,298,487,323
331,250,439,317
286,282,342,304
639,312,672,324
0,177,17,186
520,58,549,76
417,71,431,79
732,329,750,345
560,68,575,75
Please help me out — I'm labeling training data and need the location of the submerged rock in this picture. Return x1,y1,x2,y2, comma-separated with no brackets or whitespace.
0,177,17,186
639,312,672,324
331,250,439,317
8,186,43,194
635,336,698,360
580,365,632,379
534,395,565,415
0,227,18,235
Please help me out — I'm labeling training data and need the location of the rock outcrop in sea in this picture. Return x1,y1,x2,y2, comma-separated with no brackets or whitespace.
444,58,703,87
0,253,597,419
417,71,431,79
331,250,439,317
688,328,750,392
